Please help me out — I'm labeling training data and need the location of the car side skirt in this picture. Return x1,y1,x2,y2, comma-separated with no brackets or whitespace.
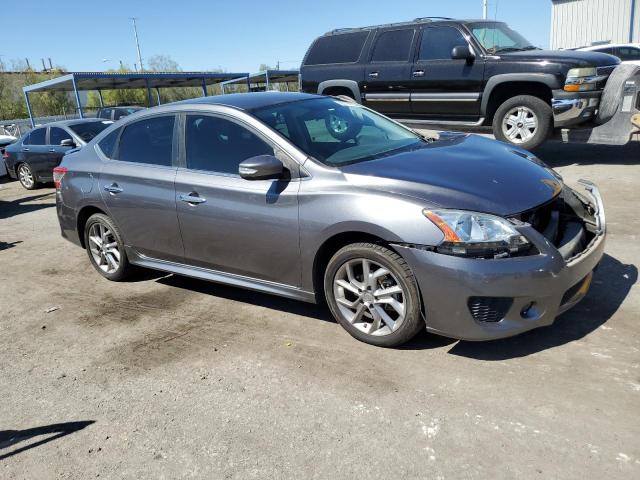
126,247,317,304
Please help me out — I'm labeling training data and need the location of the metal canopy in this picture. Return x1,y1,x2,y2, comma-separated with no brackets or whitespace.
22,71,249,126
221,70,299,93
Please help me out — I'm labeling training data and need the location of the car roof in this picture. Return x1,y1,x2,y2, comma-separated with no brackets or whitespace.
578,43,640,50
171,92,320,111
324,18,502,35
32,118,108,129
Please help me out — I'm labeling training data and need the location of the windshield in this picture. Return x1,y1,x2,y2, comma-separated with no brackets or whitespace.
468,22,538,54
251,97,424,166
69,121,113,143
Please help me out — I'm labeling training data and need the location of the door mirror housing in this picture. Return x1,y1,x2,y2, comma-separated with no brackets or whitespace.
60,138,76,148
239,155,284,180
451,45,474,61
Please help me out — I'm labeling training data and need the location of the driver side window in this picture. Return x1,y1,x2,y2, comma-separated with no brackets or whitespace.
419,26,468,61
185,114,274,175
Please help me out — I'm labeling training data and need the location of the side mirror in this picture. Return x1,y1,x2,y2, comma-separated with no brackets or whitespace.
451,45,474,61
60,138,76,148
239,154,284,180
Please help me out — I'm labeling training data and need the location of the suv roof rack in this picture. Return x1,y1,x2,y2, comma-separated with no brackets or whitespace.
328,16,457,35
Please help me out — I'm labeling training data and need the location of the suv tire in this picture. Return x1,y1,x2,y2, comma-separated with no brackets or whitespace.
324,242,424,347
84,213,133,282
493,95,552,150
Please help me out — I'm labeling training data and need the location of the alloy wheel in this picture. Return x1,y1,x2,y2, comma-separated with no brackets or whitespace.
88,222,121,274
18,164,34,189
333,258,406,336
502,106,538,144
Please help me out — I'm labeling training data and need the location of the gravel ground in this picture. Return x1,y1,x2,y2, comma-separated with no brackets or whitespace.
0,139,639,479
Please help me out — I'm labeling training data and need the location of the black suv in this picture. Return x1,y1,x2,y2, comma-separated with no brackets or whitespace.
300,18,620,149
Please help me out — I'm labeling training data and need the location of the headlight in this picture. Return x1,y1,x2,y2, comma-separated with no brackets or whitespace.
564,67,598,92
423,209,531,258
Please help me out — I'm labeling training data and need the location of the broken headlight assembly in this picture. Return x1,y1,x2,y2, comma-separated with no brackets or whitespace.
423,209,531,259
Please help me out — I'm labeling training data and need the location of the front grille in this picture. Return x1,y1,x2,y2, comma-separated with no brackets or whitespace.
596,65,617,77
468,297,513,323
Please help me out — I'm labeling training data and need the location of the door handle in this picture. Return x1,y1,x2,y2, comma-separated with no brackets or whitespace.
103,183,123,194
22,148,30,152
49,149,56,153
368,72,379,78
412,70,425,77
179,193,207,205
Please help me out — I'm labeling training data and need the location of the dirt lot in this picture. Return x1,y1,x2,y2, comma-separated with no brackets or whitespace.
1,139,639,479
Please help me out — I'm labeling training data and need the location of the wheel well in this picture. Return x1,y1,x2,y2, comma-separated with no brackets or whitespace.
486,82,552,123
312,232,390,303
76,206,107,248
322,86,355,99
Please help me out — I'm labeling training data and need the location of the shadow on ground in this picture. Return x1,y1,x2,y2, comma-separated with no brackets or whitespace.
533,141,640,168
0,192,55,220
448,253,637,360
0,421,94,460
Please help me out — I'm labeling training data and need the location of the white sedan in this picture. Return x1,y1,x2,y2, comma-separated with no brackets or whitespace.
576,43,640,66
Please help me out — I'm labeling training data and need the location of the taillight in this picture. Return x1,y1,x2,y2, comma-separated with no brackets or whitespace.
53,166,68,189
1,151,8,159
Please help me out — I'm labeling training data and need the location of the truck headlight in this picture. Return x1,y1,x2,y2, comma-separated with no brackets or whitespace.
423,209,531,258
565,67,598,92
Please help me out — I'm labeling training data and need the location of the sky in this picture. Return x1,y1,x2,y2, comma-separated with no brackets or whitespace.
3,0,551,73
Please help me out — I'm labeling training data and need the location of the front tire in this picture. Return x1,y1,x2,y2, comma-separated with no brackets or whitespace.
493,95,552,150
17,163,38,190
324,243,424,347
84,213,133,281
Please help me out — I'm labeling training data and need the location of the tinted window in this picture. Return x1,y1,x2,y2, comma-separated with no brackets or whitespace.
305,31,369,65
593,47,615,55
98,128,121,158
419,26,468,61
26,128,46,145
185,115,273,174
49,127,72,146
98,108,112,119
370,29,414,62
116,116,175,166
617,47,640,61
69,121,112,143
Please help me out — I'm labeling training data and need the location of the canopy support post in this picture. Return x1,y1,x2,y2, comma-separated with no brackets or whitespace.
97,89,104,107
24,91,35,127
71,75,84,119
201,79,208,97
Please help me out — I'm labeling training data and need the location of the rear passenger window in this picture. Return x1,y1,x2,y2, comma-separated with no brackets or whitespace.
419,26,468,61
116,116,174,166
25,128,46,145
98,109,112,120
304,31,369,65
50,127,72,145
98,128,121,158
617,47,640,61
185,114,273,175
370,29,414,62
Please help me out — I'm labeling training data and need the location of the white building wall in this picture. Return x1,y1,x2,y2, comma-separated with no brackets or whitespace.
551,0,639,49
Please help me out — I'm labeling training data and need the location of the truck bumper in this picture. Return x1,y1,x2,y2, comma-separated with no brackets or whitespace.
552,90,600,127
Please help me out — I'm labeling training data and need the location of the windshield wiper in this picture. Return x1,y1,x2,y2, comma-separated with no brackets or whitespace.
494,46,540,53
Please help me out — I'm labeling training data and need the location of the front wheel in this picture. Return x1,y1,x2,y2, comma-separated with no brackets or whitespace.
492,95,552,150
324,243,424,347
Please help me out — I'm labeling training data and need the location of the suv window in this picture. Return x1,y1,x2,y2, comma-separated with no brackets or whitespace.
617,46,640,61
25,127,46,145
98,108,112,120
419,26,468,61
305,31,369,65
116,116,175,166
49,127,72,145
185,114,273,175
370,29,414,62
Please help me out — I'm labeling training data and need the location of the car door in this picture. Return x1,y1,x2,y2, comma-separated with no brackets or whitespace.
47,126,76,172
174,112,301,287
362,28,416,115
20,127,50,179
410,25,485,117
98,115,184,263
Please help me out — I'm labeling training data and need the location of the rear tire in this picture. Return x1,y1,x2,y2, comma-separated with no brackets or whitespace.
324,243,424,347
17,163,38,190
493,95,552,150
84,213,133,282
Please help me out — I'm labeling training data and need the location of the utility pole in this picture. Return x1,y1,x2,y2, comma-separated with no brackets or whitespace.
483,0,488,19
129,17,144,72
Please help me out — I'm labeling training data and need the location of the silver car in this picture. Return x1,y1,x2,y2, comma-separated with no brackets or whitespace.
54,93,606,347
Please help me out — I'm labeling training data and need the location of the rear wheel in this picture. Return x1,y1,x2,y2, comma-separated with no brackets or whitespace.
17,163,38,190
324,243,424,347
84,213,133,281
493,95,552,150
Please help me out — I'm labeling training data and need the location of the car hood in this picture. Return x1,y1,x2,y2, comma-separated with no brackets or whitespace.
500,49,620,67
340,134,563,216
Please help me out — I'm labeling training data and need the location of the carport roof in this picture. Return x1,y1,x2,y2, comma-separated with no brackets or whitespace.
221,69,300,86
23,71,250,93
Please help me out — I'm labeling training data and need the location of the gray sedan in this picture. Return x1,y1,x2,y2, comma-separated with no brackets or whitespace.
54,93,605,347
